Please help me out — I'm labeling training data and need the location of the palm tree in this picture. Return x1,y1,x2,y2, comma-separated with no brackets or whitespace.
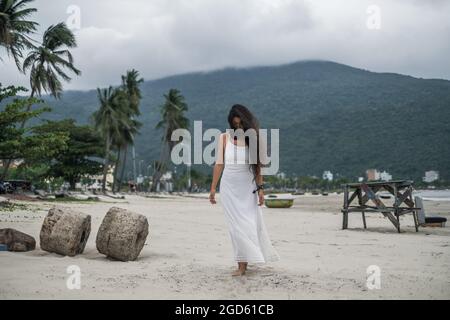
112,111,141,193
151,89,189,192
116,69,143,191
0,0,38,70
1,22,80,179
121,69,143,115
93,87,123,193
23,22,81,99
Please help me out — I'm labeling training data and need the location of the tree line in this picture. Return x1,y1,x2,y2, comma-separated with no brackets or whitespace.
0,0,190,193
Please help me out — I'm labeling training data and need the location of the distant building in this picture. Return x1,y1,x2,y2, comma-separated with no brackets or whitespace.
0,159,24,168
380,171,392,181
423,171,439,183
75,165,115,191
159,171,173,192
322,170,333,181
366,169,380,181
161,171,173,181
358,177,364,182
136,174,144,185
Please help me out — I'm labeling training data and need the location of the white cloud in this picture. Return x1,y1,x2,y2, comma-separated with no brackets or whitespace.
1,0,449,91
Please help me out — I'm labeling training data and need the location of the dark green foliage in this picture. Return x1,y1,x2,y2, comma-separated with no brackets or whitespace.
17,61,450,181
32,119,105,189
0,0,38,70
23,22,81,98
0,84,69,179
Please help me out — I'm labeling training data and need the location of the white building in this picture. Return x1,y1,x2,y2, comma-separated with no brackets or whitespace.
161,171,173,181
322,170,333,181
158,171,173,192
423,171,439,183
380,171,392,181
366,169,380,181
75,165,115,191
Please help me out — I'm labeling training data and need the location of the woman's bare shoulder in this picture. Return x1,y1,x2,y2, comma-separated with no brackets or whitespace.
219,132,229,140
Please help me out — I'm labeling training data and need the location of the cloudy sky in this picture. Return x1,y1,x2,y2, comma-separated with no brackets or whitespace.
1,0,450,91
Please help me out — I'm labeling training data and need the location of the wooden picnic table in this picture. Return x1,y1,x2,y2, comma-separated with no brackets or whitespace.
341,180,420,233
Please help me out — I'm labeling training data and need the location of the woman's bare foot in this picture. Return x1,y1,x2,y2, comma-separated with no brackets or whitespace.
232,268,246,276
232,262,247,276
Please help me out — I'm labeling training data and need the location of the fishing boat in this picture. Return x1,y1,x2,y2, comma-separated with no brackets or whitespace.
264,194,295,208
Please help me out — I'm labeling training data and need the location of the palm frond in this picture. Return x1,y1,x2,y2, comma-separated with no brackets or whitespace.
21,19,80,98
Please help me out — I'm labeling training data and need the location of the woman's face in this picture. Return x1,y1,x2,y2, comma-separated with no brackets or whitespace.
232,116,243,129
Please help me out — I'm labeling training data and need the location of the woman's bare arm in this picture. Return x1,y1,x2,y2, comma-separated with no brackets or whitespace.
256,168,264,206
209,133,226,204
256,134,267,206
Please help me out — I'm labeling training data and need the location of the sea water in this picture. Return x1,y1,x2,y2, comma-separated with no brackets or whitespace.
413,189,450,201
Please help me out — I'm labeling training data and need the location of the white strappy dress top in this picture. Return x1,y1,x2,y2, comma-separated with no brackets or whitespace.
219,133,280,263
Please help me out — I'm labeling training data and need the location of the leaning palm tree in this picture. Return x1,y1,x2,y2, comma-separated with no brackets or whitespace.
151,89,189,192
0,0,38,70
1,22,81,179
23,22,81,99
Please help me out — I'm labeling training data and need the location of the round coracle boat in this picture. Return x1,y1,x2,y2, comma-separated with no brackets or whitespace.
264,194,295,208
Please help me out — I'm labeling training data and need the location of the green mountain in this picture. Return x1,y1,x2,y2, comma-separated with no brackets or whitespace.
20,61,450,180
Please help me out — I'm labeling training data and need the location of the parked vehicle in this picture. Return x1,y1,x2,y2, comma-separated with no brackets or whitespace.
0,180,32,194
0,181,14,194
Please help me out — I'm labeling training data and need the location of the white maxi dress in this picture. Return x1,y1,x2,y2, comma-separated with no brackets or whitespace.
219,133,280,264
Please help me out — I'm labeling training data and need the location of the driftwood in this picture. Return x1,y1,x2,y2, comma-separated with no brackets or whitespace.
0,228,36,252
96,207,148,261
40,206,91,256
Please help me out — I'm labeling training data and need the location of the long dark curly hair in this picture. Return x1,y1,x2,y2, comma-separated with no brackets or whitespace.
227,104,261,181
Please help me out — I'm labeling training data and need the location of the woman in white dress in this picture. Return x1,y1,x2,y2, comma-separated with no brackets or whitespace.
209,104,280,276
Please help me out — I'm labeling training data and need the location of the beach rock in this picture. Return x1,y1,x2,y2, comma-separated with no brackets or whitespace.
0,228,36,252
40,206,91,256
96,207,149,261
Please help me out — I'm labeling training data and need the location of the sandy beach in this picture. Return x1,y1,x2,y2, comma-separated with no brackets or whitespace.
1,193,449,299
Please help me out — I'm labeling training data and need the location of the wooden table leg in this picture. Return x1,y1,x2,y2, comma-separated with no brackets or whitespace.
343,211,348,229
342,185,349,229
361,183,399,229
394,184,401,233
409,186,419,232
362,211,367,229
413,208,419,232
